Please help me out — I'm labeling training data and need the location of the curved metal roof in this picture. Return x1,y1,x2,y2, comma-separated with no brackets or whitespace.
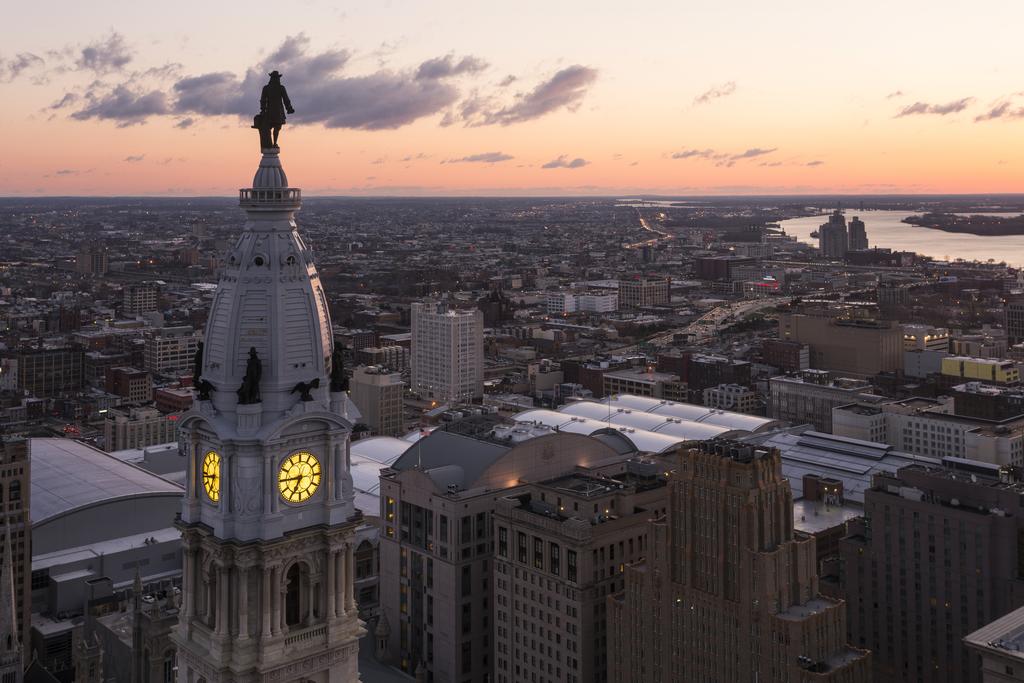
510,409,691,454
30,438,182,525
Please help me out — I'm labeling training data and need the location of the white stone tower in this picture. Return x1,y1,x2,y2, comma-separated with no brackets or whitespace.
173,147,363,682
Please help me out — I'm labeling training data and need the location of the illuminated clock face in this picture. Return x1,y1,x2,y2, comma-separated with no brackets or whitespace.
278,451,322,503
202,451,221,502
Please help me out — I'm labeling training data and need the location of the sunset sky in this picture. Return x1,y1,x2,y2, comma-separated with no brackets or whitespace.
4,0,1024,196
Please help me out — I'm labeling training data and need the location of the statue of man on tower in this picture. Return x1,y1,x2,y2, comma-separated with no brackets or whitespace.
253,70,295,149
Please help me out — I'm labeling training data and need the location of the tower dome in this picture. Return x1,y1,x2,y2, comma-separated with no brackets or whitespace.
201,148,332,420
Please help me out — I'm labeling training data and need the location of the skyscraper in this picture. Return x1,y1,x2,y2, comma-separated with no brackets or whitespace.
847,216,869,251
0,438,28,676
173,147,363,682
840,464,1024,683
410,301,484,403
819,209,849,259
350,365,405,436
607,441,870,683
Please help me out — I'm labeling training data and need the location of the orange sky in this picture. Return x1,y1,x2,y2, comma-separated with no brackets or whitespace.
4,0,1024,195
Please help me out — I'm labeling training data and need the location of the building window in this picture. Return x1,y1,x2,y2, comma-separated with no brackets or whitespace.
550,543,560,576
518,532,528,564
534,537,544,569
568,550,577,583
498,527,508,558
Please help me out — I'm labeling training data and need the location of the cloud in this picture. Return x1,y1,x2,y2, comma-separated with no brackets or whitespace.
48,92,79,110
975,96,1024,122
805,160,825,166
76,32,133,74
124,154,145,162
886,90,904,99
671,147,776,166
57,34,591,132
542,155,589,169
672,148,716,159
895,97,972,117
731,147,776,160
0,53,44,82
447,151,514,163
693,81,736,105
52,168,93,176
498,74,517,87
70,84,169,126
475,65,598,125
169,34,466,130
416,54,487,80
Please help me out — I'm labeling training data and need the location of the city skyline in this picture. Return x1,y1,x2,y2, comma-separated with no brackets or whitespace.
7,0,1024,196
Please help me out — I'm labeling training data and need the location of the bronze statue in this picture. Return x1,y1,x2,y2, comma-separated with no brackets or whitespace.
196,379,215,402
329,344,349,392
254,70,294,149
237,347,262,404
290,377,320,401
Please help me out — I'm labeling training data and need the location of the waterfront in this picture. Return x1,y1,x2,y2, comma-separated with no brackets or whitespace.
778,210,1024,266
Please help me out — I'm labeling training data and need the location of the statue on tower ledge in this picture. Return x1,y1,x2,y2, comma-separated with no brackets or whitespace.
252,70,295,149
236,346,262,404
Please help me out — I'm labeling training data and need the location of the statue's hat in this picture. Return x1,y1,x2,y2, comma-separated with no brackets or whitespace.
268,70,282,78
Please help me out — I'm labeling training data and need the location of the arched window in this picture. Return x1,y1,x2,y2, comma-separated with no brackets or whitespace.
162,650,176,683
285,564,302,627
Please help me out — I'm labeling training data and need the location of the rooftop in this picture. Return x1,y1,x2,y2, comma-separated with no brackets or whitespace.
30,438,183,525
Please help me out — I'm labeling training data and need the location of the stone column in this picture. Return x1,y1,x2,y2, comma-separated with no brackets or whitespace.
237,566,249,639
270,566,280,636
307,573,317,624
261,567,273,640
335,549,345,616
345,543,356,612
181,549,193,621
204,574,213,623
327,436,337,502
326,550,337,620
216,566,230,636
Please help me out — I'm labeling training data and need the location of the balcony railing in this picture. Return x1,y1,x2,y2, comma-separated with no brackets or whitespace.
284,623,328,648
239,187,301,207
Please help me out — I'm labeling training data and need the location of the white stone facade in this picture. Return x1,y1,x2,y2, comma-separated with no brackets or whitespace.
173,148,363,682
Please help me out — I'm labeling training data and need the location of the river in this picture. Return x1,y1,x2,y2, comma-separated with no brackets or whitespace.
777,210,1024,266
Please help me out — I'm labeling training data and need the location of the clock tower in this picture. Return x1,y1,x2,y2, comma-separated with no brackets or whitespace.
172,146,363,682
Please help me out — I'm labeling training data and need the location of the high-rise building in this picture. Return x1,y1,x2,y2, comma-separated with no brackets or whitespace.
819,210,849,259
768,371,880,432
617,276,670,309
173,147,364,681
1005,294,1024,345
103,406,179,451
376,427,634,681
104,366,153,405
848,216,869,251
607,441,871,683
841,464,1024,683
410,301,484,403
779,307,904,377
493,460,668,683
11,347,83,398
143,326,198,376
350,366,405,437
0,439,29,672
75,243,108,276
122,284,158,316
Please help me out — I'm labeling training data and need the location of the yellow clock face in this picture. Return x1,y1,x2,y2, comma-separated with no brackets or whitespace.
278,451,321,503
202,451,221,502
